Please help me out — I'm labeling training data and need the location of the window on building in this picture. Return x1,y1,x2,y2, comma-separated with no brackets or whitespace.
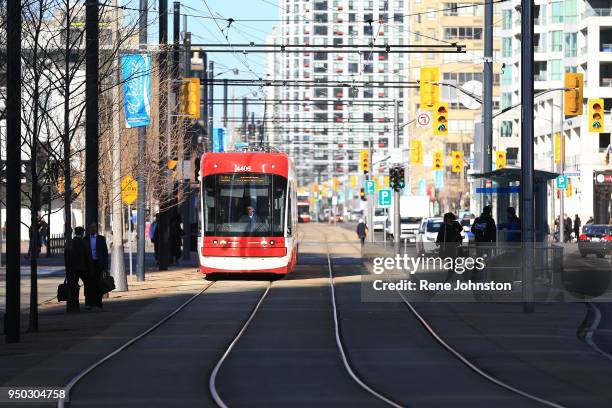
565,0,577,24
348,63,358,73
599,133,611,151
364,88,373,98
314,25,328,35
314,62,328,73
564,32,577,57
551,2,563,23
443,26,482,40
314,88,328,98
349,87,359,98
334,38,343,45
394,13,403,22
314,52,327,61
501,93,512,109
427,8,435,19
314,1,328,11
502,66,512,86
363,112,373,122
364,25,373,36
502,10,512,30
551,31,563,52
550,59,563,80
502,37,512,58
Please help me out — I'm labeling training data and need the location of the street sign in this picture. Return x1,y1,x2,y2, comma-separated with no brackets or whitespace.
378,188,392,207
365,179,375,195
416,111,432,128
121,175,138,205
556,175,568,189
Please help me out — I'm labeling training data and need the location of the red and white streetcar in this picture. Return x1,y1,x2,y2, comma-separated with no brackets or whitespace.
198,149,298,277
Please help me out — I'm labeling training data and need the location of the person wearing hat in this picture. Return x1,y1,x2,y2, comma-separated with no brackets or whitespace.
356,218,368,247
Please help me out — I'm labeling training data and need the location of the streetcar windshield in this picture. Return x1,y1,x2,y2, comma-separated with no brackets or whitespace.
202,173,287,237
298,204,309,215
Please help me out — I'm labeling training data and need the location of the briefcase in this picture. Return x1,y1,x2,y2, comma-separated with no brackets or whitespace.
57,281,69,302
99,273,116,294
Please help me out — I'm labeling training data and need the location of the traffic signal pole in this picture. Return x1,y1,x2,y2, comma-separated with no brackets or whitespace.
521,0,535,313
136,0,148,281
85,0,99,227
393,100,401,253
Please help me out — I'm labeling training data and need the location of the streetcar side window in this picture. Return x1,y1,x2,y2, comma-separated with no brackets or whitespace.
286,192,293,236
272,175,287,236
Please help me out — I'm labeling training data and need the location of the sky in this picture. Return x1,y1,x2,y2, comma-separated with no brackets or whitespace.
181,0,279,121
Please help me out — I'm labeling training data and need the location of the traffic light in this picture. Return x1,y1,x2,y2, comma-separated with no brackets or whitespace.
389,167,398,190
359,149,370,173
588,98,605,132
433,150,444,170
168,158,178,178
410,140,423,164
420,67,439,108
360,187,367,201
181,77,201,118
451,151,462,173
433,102,448,135
495,151,506,169
398,167,405,189
563,73,583,116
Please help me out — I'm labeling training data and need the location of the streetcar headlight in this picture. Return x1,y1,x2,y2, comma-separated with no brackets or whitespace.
270,240,275,245
213,240,218,245
260,240,267,246
213,164,218,168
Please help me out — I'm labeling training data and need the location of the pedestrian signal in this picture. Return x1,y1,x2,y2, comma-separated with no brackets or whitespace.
451,151,462,173
495,151,506,169
398,167,405,189
588,98,604,133
563,73,583,116
433,150,444,170
389,167,398,190
420,67,439,108
181,78,201,119
433,103,448,135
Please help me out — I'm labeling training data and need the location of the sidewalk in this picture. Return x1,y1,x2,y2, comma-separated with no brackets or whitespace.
0,262,206,392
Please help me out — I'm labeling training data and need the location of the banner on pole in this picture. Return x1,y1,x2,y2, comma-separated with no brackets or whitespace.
121,54,152,128
213,127,228,152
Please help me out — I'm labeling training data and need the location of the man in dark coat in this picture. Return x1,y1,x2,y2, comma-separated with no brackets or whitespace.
65,227,89,313
573,215,581,241
83,223,109,310
436,213,464,282
564,215,572,242
471,205,497,243
356,218,368,247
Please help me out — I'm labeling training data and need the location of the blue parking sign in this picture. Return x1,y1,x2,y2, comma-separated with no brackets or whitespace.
365,180,376,195
556,175,568,189
378,188,393,207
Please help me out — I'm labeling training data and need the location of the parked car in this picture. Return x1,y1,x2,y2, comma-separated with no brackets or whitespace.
349,209,364,222
373,208,388,231
578,224,612,258
416,217,444,255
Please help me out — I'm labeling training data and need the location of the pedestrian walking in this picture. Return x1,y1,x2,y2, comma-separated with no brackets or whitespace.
573,214,581,241
436,212,463,281
564,214,572,242
150,214,159,264
169,214,183,264
39,218,48,249
65,227,89,313
356,218,368,247
471,206,497,243
83,223,109,310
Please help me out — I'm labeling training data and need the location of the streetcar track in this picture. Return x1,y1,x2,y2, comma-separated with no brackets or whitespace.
327,227,565,407
208,281,272,408
58,281,216,408
325,235,405,408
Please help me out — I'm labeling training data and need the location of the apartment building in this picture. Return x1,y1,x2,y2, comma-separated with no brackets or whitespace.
498,0,612,224
268,0,411,188
405,0,501,212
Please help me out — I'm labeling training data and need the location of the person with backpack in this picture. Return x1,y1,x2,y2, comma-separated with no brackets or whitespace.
471,205,497,243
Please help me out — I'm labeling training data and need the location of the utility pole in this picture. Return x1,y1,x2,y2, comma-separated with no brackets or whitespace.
208,61,215,146
223,79,228,129
520,0,535,313
85,0,99,227
158,0,171,271
5,0,21,344
110,0,127,292
201,52,208,151
559,97,565,244
393,99,401,253
483,0,493,211
182,15,192,262
242,97,247,142
136,0,147,281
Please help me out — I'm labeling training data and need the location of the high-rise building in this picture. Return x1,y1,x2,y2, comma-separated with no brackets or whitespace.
406,1,501,211
268,0,411,189
499,0,612,224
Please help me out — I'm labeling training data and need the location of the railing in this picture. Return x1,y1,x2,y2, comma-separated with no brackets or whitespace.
48,234,65,256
